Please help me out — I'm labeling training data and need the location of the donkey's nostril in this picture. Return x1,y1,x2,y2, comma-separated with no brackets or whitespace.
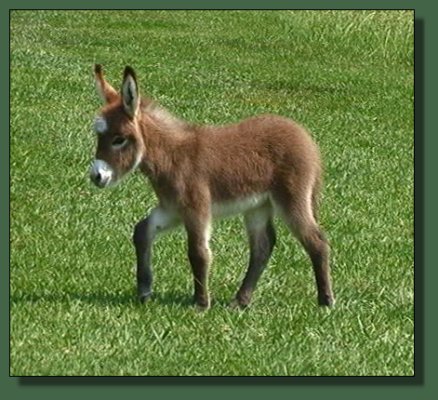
90,159,113,188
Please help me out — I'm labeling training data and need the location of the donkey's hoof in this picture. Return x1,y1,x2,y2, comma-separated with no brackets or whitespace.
138,291,153,304
194,303,210,312
318,294,335,307
229,299,250,310
193,297,210,312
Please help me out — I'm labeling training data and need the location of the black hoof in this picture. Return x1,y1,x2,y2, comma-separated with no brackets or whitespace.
229,299,250,310
318,294,335,307
138,290,153,304
193,295,210,311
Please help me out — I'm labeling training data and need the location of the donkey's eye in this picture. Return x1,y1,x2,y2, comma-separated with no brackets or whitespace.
112,136,128,149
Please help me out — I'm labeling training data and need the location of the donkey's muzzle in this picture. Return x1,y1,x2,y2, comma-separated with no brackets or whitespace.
90,159,114,188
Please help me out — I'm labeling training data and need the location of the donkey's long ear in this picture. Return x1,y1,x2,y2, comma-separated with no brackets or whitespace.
121,66,140,118
94,64,119,104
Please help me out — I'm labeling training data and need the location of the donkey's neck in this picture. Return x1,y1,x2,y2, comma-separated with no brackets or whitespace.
137,103,193,180
146,102,188,132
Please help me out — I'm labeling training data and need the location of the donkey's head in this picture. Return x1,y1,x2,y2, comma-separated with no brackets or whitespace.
90,65,144,188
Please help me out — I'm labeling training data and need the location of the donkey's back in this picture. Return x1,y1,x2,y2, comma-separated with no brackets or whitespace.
187,114,322,204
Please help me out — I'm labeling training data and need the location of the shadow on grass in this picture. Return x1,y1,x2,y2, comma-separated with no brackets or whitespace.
9,289,195,309
10,290,136,307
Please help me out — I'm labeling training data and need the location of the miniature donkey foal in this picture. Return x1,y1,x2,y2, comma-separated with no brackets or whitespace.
90,65,334,310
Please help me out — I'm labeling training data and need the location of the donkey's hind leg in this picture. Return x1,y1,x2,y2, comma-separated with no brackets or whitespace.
273,188,334,307
232,202,276,308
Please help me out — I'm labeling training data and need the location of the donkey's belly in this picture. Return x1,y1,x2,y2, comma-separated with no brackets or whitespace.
212,193,270,218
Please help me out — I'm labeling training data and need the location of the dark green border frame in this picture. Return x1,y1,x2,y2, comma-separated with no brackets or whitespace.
5,0,432,398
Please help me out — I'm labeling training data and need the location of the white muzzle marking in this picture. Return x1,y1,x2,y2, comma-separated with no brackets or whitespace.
90,159,114,188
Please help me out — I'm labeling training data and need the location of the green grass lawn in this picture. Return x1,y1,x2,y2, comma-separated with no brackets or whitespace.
10,10,414,376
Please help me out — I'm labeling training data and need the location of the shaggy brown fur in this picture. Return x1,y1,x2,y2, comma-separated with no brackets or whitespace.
91,65,334,309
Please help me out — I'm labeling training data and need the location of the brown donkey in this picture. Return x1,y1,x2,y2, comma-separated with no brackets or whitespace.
90,65,334,310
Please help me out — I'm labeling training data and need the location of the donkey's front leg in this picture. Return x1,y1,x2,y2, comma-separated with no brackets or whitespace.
133,206,178,303
184,211,212,310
